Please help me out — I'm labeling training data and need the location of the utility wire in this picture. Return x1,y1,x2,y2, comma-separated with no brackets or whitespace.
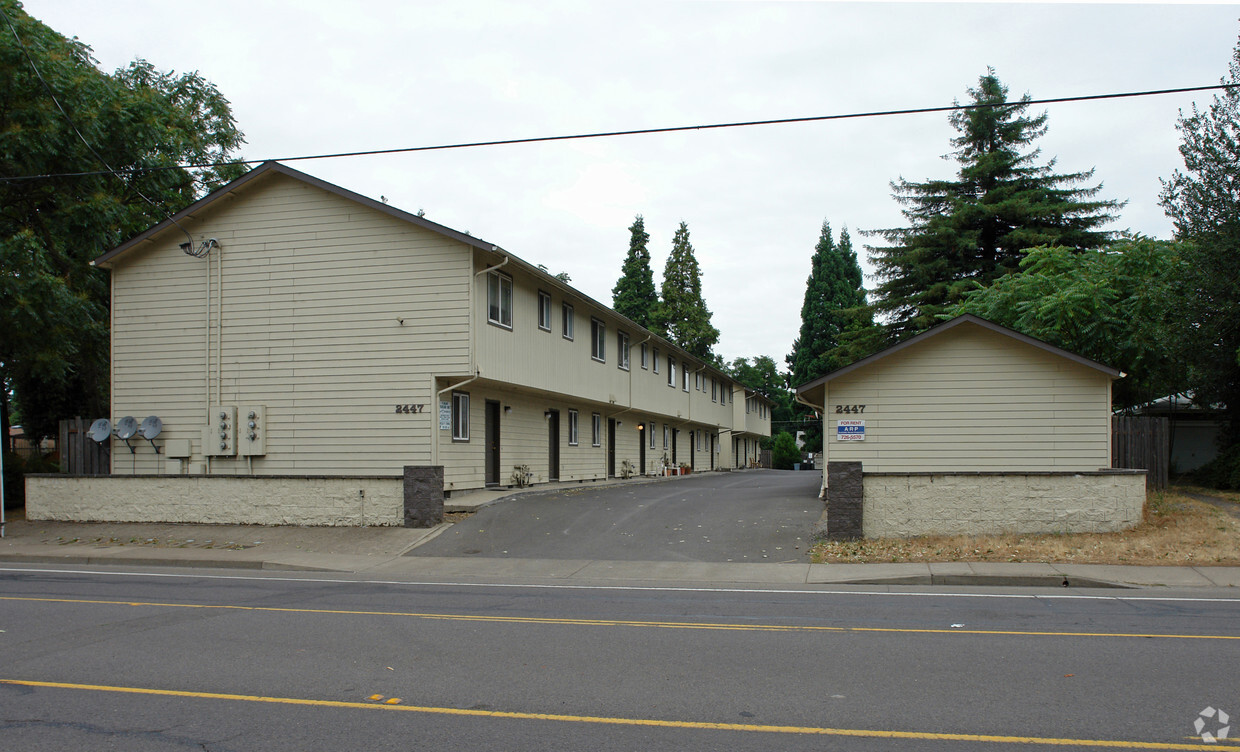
2,81,1237,184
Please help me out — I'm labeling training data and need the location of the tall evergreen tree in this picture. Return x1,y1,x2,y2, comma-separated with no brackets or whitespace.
657,221,719,358
866,69,1120,341
611,215,659,329
787,221,871,386
1159,30,1240,452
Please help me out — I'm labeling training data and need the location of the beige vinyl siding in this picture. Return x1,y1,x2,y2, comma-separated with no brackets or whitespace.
474,260,736,435
437,385,677,491
111,173,471,476
822,324,1111,472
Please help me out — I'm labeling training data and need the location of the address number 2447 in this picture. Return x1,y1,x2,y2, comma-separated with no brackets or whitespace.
834,405,866,414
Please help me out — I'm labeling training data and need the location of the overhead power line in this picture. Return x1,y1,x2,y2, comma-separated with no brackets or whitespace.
3,83,1236,184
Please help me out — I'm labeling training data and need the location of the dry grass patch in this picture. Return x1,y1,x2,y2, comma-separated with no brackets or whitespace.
811,489,1240,566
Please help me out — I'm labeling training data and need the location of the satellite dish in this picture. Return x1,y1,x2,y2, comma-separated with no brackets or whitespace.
140,416,163,440
87,418,112,444
115,416,138,440
140,416,164,454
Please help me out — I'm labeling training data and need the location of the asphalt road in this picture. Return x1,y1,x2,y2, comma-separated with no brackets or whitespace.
3,565,1240,751
412,469,823,562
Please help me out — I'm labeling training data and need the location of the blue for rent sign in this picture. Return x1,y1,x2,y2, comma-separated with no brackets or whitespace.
836,420,865,441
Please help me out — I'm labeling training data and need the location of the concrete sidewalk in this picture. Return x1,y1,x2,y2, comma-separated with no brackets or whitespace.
4,512,1240,589
4,474,1240,589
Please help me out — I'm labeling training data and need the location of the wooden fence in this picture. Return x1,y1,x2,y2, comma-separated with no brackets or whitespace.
59,417,110,475
1112,416,1168,489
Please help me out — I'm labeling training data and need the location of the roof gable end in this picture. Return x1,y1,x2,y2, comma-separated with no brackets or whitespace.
91,161,500,268
795,314,1123,403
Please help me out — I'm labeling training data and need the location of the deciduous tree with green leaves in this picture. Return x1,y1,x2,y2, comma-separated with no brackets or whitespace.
866,69,1120,342
950,239,1188,410
0,1,246,457
611,215,659,330
1159,28,1240,474
657,221,719,359
787,221,871,387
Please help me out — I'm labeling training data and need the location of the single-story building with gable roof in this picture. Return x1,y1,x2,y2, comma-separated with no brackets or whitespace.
794,314,1147,539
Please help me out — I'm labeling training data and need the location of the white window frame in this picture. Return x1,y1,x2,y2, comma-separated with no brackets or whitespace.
711,378,717,402
537,290,552,332
617,331,630,370
721,385,727,406
667,357,675,386
697,431,703,451
591,318,606,362
562,302,574,341
648,422,656,450
682,363,690,392
451,392,470,442
663,425,669,450
487,271,513,329
640,343,649,370
653,348,660,374
591,413,602,447
568,409,579,446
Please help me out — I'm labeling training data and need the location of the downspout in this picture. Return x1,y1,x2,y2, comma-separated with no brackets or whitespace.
216,240,223,407
432,370,481,469
204,244,211,474
474,255,509,279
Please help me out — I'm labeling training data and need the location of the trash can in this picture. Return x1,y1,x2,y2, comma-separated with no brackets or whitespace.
793,463,801,471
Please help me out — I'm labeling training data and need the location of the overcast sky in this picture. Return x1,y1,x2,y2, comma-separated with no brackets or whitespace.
21,0,1240,367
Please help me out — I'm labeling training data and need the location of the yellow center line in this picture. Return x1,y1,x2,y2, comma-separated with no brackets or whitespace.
2,595,1238,641
2,679,1233,750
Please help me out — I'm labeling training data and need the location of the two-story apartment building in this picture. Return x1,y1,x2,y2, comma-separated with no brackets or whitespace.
71,161,770,511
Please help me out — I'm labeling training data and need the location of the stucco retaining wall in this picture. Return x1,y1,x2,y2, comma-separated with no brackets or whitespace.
861,470,1147,538
25,475,405,526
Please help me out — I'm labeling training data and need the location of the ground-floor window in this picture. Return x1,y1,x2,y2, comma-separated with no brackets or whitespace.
663,425,669,450
592,413,602,447
648,422,655,449
568,409,579,445
452,392,469,441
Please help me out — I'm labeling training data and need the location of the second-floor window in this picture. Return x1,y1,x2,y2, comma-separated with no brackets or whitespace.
617,331,630,370
591,319,605,362
487,271,512,329
562,303,574,340
682,363,690,392
667,357,675,386
653,348,660,374
711,378,717,402
538,291,552,331
640,343,649,369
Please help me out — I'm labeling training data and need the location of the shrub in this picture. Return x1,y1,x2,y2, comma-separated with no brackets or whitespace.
770,431,800,470
1194,443,1240,490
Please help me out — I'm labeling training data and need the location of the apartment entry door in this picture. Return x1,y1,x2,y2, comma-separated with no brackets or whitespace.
607,419,617,478
485,400,501,486
639,426,646,475
548,409,560,481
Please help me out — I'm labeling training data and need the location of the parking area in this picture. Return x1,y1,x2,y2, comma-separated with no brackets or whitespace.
408,469,822,563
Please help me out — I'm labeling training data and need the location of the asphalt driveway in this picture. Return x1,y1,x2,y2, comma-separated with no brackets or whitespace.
408,469,822,563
